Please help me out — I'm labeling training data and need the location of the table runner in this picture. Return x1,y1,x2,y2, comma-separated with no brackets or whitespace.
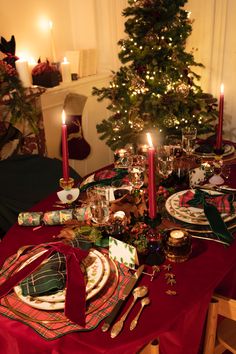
0,246,132,340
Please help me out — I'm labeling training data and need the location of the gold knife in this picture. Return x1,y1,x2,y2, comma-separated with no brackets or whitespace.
101,264,144,332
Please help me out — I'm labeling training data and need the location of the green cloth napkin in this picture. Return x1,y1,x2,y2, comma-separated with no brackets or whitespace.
20,237,85,297
187,189,234,245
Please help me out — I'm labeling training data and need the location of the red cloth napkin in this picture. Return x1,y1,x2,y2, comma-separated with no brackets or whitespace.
0,241,88,326
179,190,234,214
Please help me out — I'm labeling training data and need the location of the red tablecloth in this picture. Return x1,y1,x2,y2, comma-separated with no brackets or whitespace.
0,190,236,354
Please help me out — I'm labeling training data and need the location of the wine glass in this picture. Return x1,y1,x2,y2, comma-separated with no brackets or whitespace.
89,199,110,224
182,126,197,156
128,165,145,189
157,145,174,178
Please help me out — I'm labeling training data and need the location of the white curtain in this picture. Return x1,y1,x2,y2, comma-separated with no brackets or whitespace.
179,0,235,141
94,0,128,72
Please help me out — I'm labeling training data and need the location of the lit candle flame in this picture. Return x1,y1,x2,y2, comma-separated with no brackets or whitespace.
220,83,224,94
62,110,66,125
63,57,68,63
146,133,153,148
49,21,53,30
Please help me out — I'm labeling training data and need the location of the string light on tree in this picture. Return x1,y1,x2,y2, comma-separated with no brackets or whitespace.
93,0,218,150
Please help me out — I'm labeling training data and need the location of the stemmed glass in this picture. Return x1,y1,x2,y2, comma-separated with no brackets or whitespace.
89,199,110,224
128,165,145,189
157,145,174,179
182,126,197,156
86,187,110,224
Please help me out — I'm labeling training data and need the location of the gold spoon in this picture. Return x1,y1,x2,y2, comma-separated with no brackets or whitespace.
110,285,148,338
130,296,150,331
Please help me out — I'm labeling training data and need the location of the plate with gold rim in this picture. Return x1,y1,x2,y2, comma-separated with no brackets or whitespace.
166,190,236,225
14,250,110,310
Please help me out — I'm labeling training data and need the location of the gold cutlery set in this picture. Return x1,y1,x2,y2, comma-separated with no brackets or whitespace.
101,265,150,338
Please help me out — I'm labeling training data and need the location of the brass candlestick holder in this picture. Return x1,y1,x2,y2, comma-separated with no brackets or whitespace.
58,178,80,206
59,177,74,190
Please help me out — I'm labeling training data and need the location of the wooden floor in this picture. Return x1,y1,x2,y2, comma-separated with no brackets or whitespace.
138,340,159,354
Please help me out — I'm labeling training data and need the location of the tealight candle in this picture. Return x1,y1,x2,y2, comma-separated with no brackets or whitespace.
164,229,192,263
113,211,126,220
170,230,185,239
117,149,127,158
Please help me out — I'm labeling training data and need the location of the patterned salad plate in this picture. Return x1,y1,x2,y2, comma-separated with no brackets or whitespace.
194,143,235,158
14,249,111,311
165,190,236,225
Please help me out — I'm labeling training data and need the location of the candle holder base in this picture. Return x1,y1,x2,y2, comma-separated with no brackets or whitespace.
144,213,162,228
59,177,74,190
144,221,165,265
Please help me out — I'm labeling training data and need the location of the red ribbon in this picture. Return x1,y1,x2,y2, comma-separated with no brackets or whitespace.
0,242,89,326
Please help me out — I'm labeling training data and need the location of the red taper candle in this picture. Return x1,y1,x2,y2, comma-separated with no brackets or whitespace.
216,83,224,150
147,133,157,219
61,110,69,181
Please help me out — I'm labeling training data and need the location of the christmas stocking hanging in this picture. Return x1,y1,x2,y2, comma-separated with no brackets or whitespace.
63,93,91,160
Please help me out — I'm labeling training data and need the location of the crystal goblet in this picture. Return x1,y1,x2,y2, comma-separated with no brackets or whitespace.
182,126,197,156
157,146,174,179
89,199,110,225
128,165,145,189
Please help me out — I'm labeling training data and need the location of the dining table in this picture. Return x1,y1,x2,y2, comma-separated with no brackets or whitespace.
0,152,236,354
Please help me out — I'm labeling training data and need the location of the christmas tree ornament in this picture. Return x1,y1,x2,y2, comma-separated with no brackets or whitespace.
176,83,190,98
112,119,126,132
129,116,145,132
163,114,179,128
130,76,147,94
145,33,159,42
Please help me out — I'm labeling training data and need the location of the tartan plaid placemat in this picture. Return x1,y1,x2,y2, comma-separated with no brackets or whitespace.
0,246,131,340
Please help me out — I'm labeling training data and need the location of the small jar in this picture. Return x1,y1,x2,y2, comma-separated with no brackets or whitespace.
163,229,192,263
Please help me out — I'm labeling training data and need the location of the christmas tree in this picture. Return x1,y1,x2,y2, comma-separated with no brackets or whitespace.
93,0,218,151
